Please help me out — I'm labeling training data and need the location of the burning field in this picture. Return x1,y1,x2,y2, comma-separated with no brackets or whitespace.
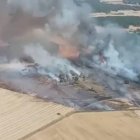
0,0,140,111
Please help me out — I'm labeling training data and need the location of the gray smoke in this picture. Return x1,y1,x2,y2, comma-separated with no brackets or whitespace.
0,0,139,110
7,0,53,17
4,0,140,82
7,0,95,47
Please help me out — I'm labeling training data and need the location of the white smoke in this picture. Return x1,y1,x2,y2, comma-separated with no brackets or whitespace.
4,0,140,82
93,40,138,81
24,44,80,81
0,0,139,110
93,24,140,81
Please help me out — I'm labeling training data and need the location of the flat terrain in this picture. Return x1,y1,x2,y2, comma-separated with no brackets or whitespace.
0,88,140,140
90,10,140,17
0,88,74,140
100,0,123,4
0,1,140,140
27,111,140,140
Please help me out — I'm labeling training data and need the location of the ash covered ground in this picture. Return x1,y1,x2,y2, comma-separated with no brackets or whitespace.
0,0,140,111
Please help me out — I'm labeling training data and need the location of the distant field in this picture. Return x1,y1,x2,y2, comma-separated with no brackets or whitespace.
88,0,140,12
96,16,140,28
100,0,123,4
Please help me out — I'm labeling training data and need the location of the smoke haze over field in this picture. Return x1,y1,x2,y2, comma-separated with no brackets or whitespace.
0,0,139,84
3,0,140,82
0,0,139,110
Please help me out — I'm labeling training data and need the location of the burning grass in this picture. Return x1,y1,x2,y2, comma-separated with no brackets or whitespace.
0,0,139,111
0,58,139,111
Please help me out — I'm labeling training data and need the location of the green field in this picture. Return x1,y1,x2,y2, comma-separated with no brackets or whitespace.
96,16,140,28
87,0,140,12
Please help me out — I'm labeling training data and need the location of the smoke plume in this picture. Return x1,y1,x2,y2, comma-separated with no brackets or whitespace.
0,0,139,110
6,0,140,82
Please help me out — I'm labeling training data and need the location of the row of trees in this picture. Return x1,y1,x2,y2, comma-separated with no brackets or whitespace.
123,0,140,5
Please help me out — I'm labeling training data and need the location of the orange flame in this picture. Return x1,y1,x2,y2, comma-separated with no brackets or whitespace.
50,35,80,59
59,46,80,59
